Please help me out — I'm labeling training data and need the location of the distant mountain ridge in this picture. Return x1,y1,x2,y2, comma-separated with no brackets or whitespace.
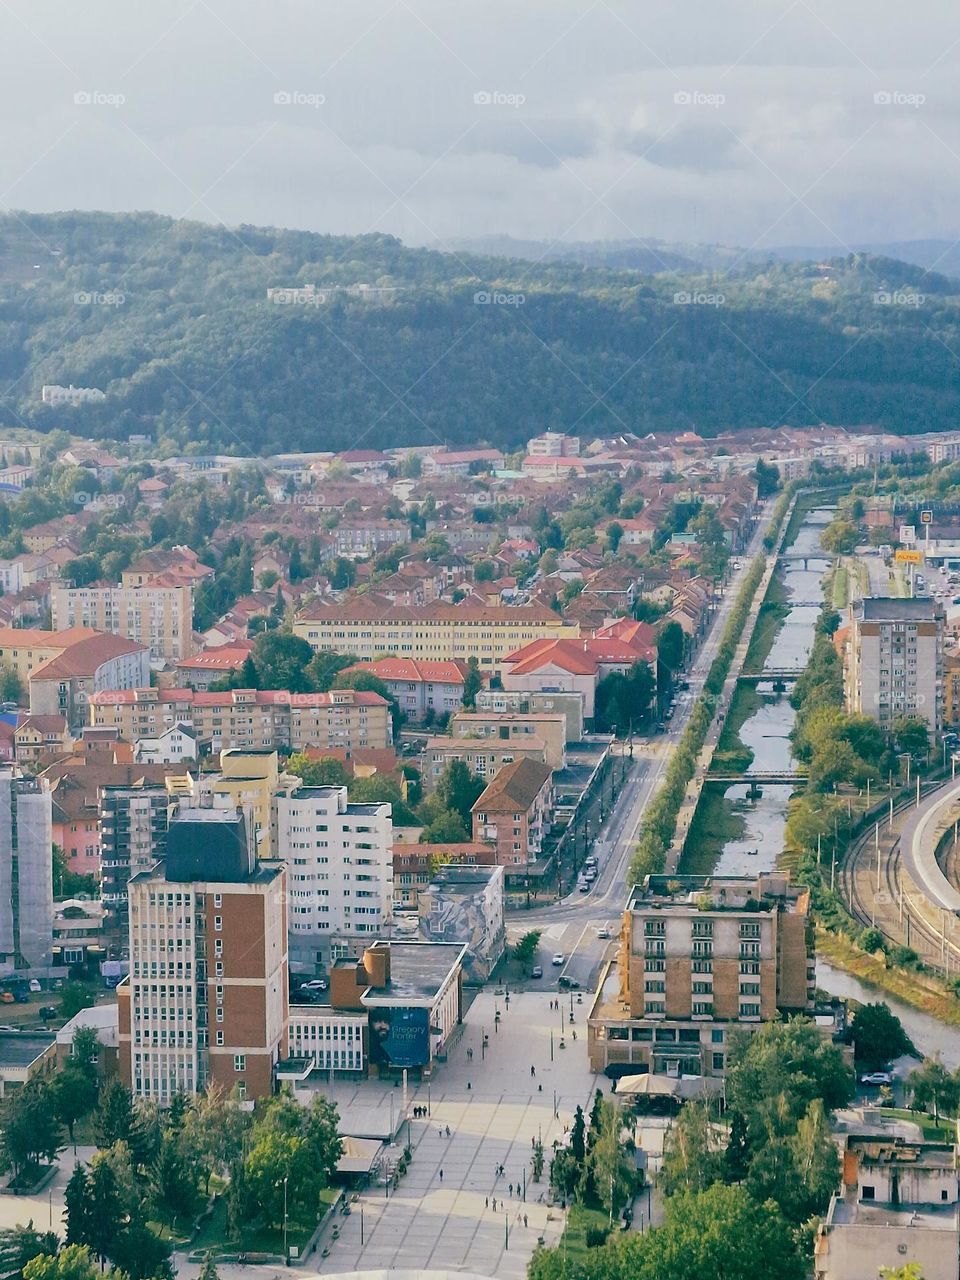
1,210,959,455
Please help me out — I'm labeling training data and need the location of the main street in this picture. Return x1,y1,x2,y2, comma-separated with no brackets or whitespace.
508,501,776,991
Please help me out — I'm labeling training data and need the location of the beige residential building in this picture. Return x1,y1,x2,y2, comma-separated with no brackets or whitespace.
450,711,567,768
89,686,392,753
294,599,578,668
844,597,944,734
187,749,300,858
51,583,194,662
421,736,548,792
589,873,814,1079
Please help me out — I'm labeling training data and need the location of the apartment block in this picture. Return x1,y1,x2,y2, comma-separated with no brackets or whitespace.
51,583,194,662
89,686,392,753
588,873,814,1079
274,786,393,965
294,599,578,667
99,782,172,912
844,597,944,733
0,768,54,974
450,711,567,768
471,758,553,867
118,807,288,1104
422,736,548,792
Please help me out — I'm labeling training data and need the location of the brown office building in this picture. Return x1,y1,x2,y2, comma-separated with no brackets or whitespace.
588,873,814,1079
118,806,288,1104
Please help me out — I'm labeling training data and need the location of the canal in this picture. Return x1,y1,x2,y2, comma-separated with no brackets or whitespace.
685,506,835,876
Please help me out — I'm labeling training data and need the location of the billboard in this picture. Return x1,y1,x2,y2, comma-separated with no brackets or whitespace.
895,548,923,564
368,1006,430,1068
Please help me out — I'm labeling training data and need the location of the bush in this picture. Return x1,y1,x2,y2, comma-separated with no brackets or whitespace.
859,927,886,954
585,1226,611,1248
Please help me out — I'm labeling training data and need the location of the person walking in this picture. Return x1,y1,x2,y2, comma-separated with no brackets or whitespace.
485,1196,489,1209
439,1168,444,1182
524,1214,529,1228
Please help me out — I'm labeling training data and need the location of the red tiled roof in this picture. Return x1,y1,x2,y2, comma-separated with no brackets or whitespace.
30,633,147,680
176,642,255,671
341,658,470,685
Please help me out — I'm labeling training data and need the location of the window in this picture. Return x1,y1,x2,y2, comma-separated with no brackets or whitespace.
234,1054,246,1072
861,1185,875,1201
214,916,222,932
216,1031,224,1046
712,1052,724,1071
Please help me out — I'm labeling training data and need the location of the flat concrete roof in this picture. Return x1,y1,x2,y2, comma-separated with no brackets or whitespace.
362,942,466,1004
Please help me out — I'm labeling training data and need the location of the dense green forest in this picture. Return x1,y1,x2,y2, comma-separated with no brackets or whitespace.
1,211,960,455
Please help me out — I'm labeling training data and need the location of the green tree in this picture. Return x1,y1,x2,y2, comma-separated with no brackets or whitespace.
462,656,483,709
585,1100,634,1220
286,753,349,787
434,760,486,828
59,984,95,1021
723,1110,751,1184
908,1056,960,1121
660,1100,724,1196
726,1018,854,1130
54,1063,98,1145
86,1157,126,1267
820,519,859,555
0,1078,63,1179
110,1222,174,1280
64,1165,92,1247
251,632,316,693
148,1128,203,1226
606,521,624,553
657,620,685,688
94,1078,138,1151
0,1224,60,1277
851,1003,913,1068
0,664,22,703
893,714,930,763
512,930,542,971
23,1245,107,1280
786,1099,841,1222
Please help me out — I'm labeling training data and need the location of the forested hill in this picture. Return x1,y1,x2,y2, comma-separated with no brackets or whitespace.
1,210,959,456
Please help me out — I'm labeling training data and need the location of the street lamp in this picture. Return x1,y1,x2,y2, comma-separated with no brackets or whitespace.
280,1175,289,1261
360,1201,365,1246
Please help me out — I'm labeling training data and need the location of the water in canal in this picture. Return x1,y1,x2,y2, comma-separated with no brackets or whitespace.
712,507,834,876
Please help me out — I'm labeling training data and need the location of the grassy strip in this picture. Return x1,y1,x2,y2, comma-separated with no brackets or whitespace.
681,787,746,876
815,927,960,1028
711,682,761,774
832,564,849,609
743,573,790,672
553,1204,613,1265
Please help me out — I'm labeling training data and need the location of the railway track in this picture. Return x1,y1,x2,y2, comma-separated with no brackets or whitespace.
837,787,958,972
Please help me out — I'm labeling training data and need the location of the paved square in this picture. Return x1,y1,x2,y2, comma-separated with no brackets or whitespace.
309,988,601,1279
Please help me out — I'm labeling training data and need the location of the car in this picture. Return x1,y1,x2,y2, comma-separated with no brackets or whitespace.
558,975,580,990
531,965,543,978
300,979,327,992
585,869,597,882
27,980,40,993
552,952,565,966
39,1006,57,1020
584,856,597,869
0,1025,17,1032
860,1071,894,1086
597,927,612,939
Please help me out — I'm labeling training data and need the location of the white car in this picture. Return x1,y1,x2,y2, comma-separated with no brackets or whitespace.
552,952,565,966
860,1071,893,1086
300,979,328,992
597,927,612,939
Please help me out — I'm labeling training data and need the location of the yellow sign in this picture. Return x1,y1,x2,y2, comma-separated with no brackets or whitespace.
895,548,923,564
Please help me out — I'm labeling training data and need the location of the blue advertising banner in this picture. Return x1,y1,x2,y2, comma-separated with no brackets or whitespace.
368,1006,430,1068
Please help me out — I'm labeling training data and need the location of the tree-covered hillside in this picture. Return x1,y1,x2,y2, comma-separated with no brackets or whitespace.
1,211,959,455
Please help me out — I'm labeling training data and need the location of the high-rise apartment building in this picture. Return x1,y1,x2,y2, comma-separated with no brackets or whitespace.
51,583,194,662
274,786,393,965
0,768,53,974
119,807,288,1104
588,873,813,1079
844,597,944,733
99,783,172,915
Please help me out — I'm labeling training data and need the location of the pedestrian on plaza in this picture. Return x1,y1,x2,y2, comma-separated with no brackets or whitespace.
492,1198,497,1211
439,1168,443,1182
445,1125,451,1136
530,1065,536,1077
485,1196,489,1209
439,1128,443,1138
572,1029,577,1040
524,1214,529,1228
538,1084,543,1093
467,1081,472,1090
509,1182,513,1196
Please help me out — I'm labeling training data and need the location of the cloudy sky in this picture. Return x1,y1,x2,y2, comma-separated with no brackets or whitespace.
1,0,959,251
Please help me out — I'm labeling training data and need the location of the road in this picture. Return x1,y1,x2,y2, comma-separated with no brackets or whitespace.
508,503,776,993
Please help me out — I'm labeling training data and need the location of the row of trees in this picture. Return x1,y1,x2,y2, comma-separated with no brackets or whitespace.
628,556,767,885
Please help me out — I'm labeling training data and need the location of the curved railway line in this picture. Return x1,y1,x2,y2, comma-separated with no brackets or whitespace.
838,784,960,973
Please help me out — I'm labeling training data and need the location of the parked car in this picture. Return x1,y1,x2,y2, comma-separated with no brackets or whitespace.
531,965,543,979
39,1006,57,1020
860,1071,893,1086
552,952,565,966
597,927,612,939
300,979,328,992
578,880,590,892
